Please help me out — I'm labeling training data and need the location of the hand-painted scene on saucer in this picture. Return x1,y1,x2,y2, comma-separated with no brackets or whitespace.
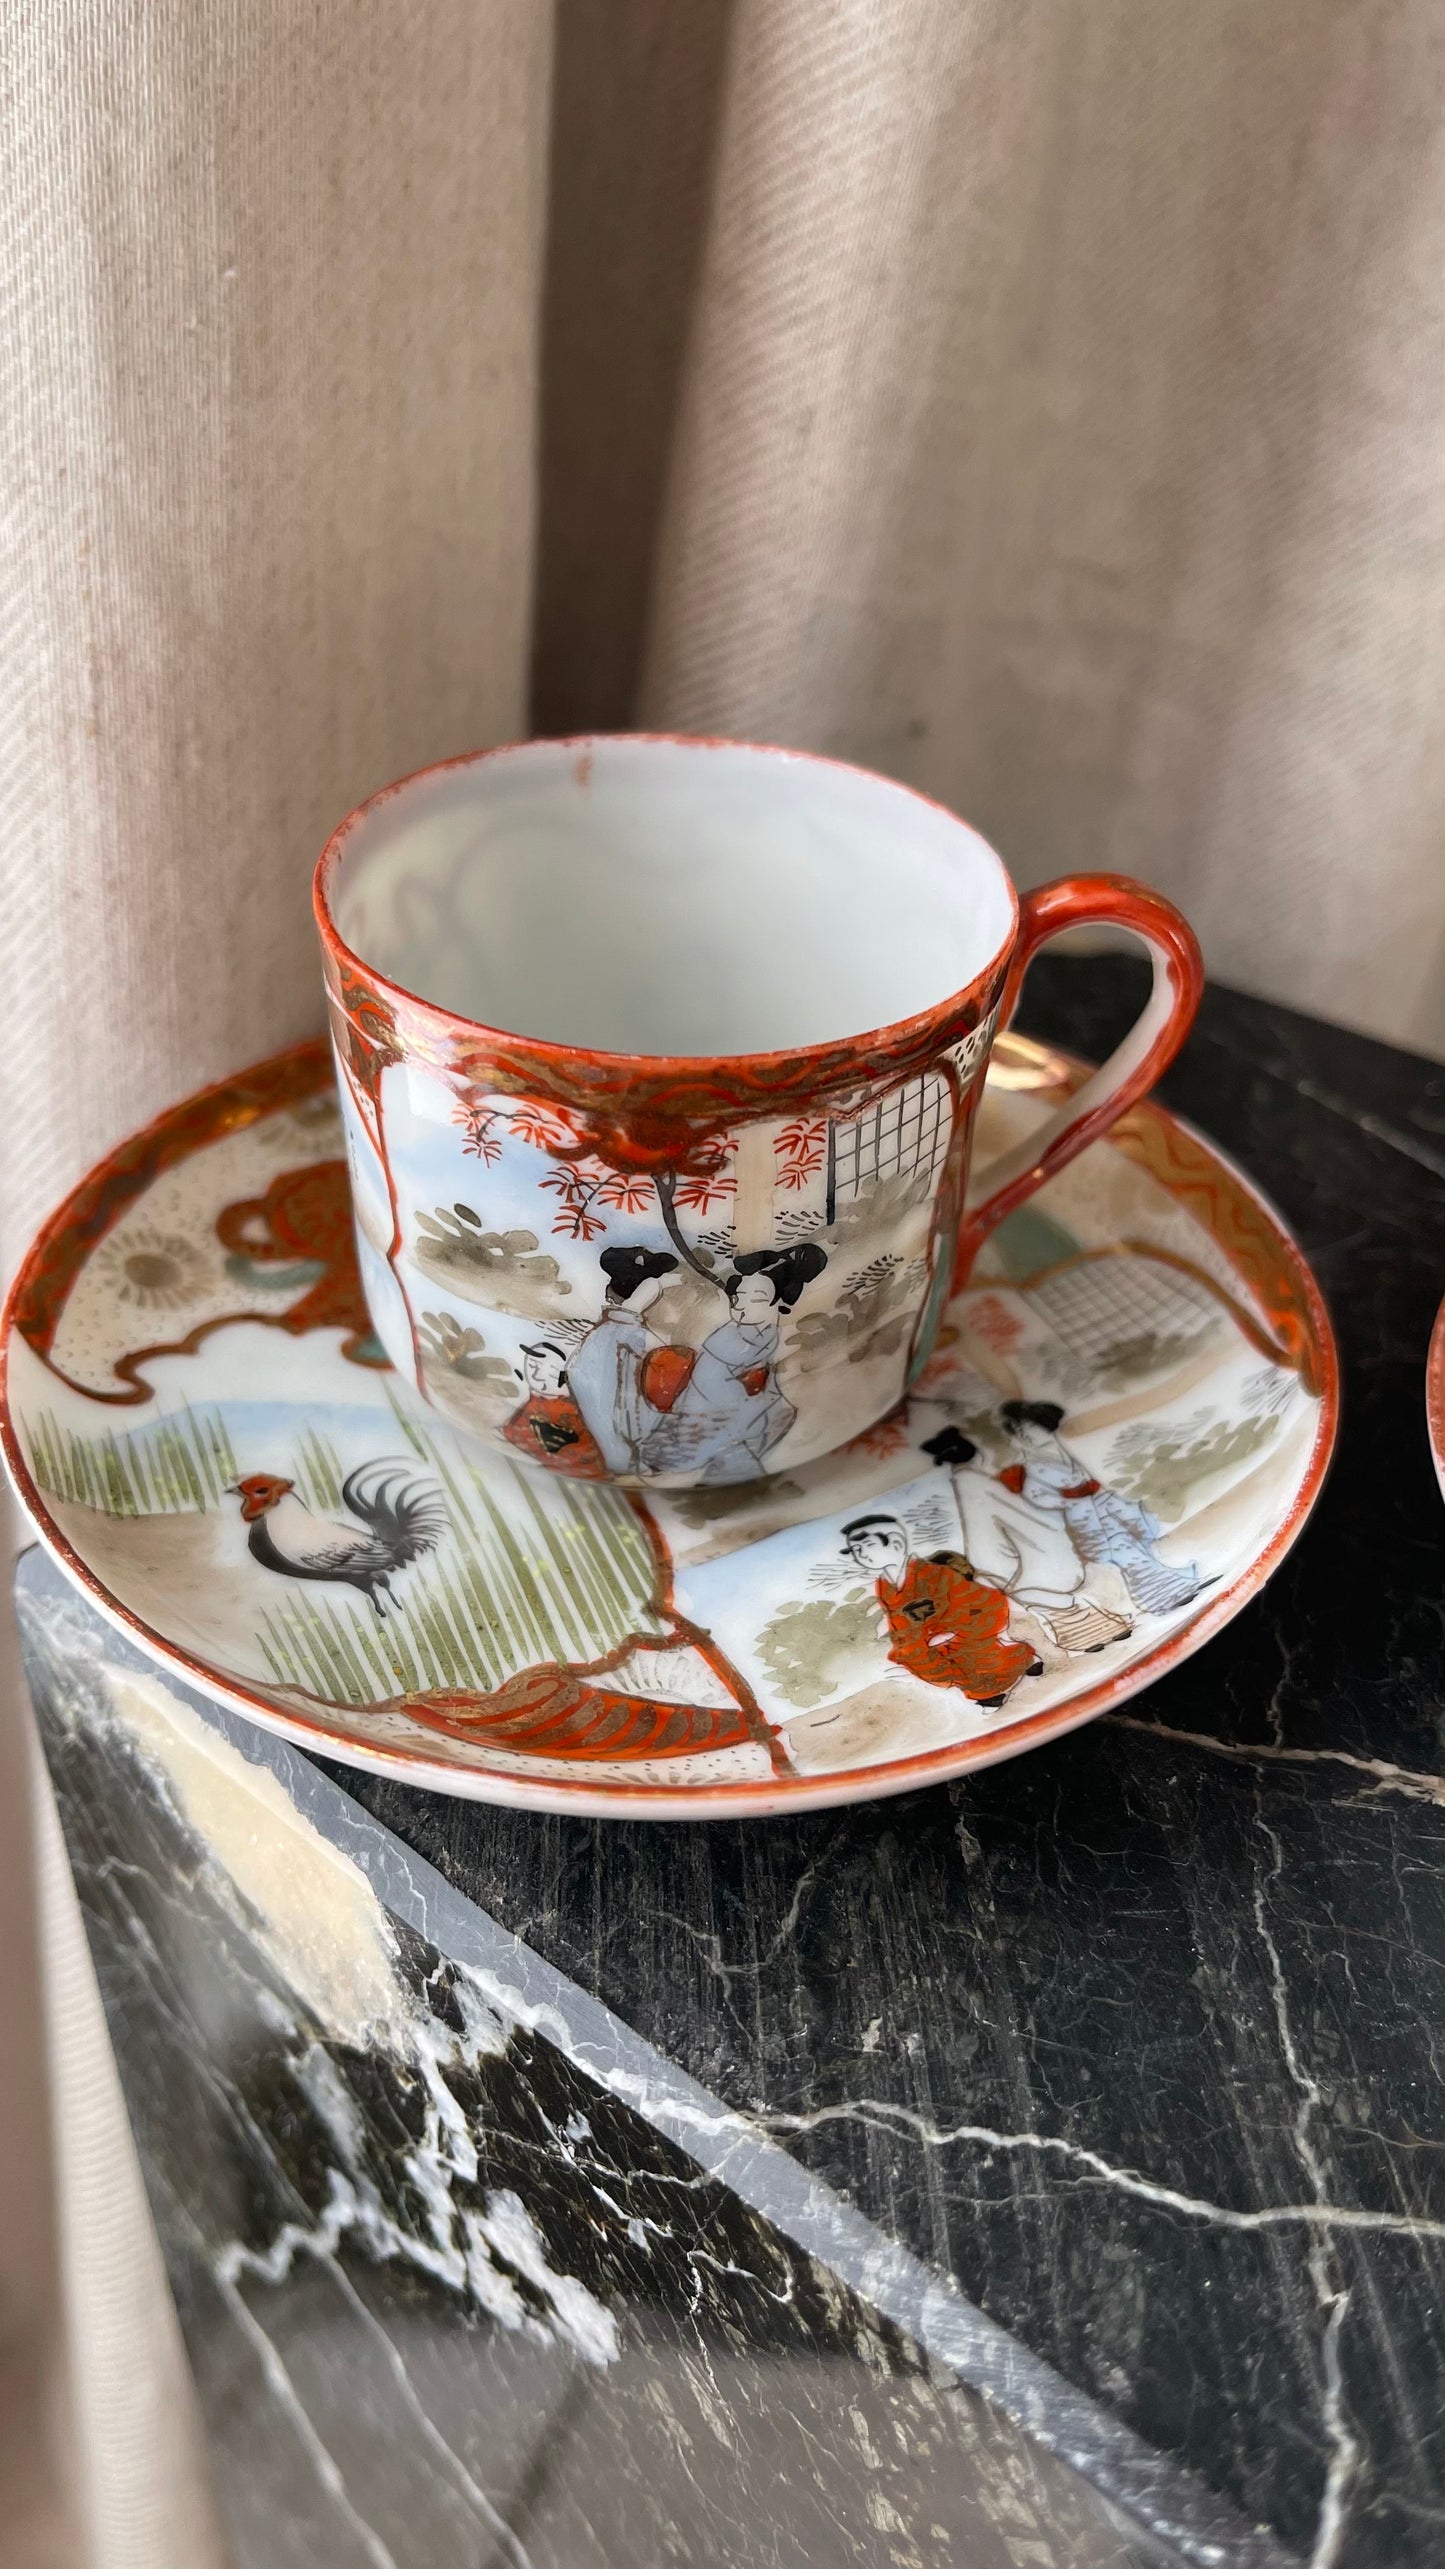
2,1036,1336,1814
333,1018,997,1490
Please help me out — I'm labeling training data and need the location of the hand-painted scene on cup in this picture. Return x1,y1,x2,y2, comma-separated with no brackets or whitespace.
3,1038,1334,1807
335,1029,1000,1490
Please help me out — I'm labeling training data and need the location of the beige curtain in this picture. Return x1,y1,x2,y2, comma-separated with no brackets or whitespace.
4,0,1445,2556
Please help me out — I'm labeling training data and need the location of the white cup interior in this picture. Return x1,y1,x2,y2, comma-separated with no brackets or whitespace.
326,737,1015,1058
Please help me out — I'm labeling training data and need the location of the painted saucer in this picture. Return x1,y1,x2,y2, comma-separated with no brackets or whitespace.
1,1035,1338,1818
1419,1294,1429,1500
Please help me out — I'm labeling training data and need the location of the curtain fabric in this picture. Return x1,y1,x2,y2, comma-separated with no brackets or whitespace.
638,0,1445,1054
4,1,1445,2557
4,0,1445,1280
0,0,550,1271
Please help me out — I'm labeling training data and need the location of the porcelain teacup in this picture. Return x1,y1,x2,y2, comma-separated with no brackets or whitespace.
315,735,1201,1489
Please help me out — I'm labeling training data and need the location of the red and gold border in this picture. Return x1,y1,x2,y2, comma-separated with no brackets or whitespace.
314,736,1016,1174
5,1041,355,1404
1419,1284,1429,1500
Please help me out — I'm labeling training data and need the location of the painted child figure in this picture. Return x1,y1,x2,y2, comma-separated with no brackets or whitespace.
921,1424,1131,1655
503,1342,606,1479
997,1400,1205,1616
841,1514,1042,1711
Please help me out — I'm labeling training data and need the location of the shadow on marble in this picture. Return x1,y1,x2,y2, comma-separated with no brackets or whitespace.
19,1557,1290,2569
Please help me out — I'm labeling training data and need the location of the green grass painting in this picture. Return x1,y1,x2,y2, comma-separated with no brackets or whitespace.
26,1383,664,1709
293,1423,345,1511
27,1404,238,1517
259,1388,664,1707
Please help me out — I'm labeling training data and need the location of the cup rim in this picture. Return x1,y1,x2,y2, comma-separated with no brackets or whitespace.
313,732,1020,1082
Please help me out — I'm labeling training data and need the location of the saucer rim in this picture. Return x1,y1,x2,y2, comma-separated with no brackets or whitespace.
1,1039,1341,1820
1419,1294,1429,1500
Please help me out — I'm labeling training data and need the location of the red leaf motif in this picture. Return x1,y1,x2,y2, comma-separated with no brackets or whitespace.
552,1204,608,1242
509,1103,582,1153
969,1294,1025,1356
452,1100,502,1164
844,1404,912,1460
597,1173,654,1213
772,1117,827,1192
674,1170,737,1212
775,1116,827,1160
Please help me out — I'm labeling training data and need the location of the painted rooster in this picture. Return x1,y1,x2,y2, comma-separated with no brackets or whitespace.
231,1462,445,1615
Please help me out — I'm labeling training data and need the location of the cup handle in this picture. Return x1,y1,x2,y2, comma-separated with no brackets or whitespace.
954,873,1204,1289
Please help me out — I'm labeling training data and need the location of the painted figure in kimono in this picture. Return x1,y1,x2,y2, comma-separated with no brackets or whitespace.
503,1341,606,1479
644,1242,827,1486
840,1513,1042,1710
921,1425,1131,1653
997,1400,1205,1615
567,1247,679,1476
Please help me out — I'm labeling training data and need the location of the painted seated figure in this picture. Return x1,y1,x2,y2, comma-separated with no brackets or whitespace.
922,1423,1131,1654
840,1512,1041,1712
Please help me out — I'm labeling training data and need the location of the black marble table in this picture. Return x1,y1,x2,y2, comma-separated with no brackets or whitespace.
18,960,1445,2569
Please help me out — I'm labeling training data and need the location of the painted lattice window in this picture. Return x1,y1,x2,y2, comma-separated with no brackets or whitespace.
1027,1254,1219,1366
828,1074,951,1211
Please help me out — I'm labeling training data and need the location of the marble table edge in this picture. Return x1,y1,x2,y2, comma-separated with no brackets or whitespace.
16,1543,1295,2569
